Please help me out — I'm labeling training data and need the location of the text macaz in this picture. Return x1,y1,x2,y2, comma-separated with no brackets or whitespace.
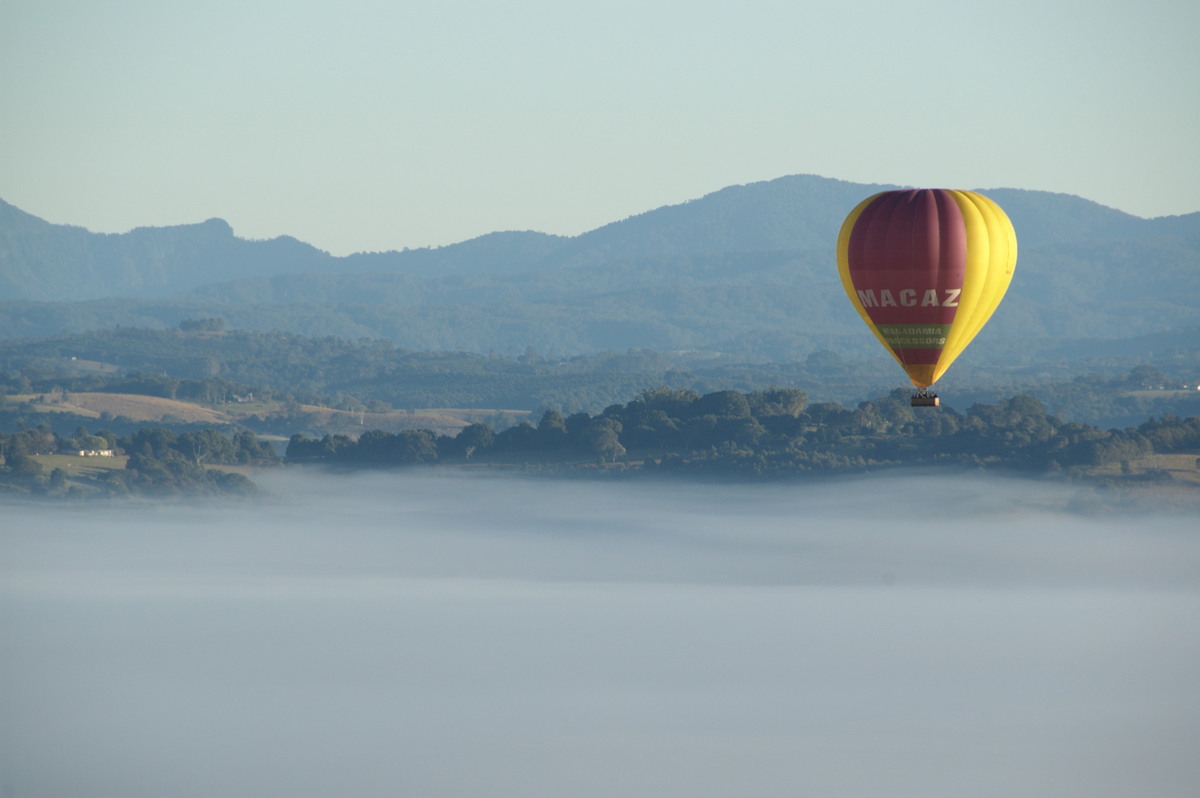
856,288,961,308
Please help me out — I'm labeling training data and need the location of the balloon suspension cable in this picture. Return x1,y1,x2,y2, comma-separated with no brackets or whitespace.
911,386,940,407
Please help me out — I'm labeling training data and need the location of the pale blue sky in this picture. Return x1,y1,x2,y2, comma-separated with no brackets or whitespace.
2,0,1197,255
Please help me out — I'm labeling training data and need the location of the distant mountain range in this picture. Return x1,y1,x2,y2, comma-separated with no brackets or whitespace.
2,174,1198,371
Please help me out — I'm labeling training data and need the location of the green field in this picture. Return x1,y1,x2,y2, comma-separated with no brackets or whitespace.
32,453,130,476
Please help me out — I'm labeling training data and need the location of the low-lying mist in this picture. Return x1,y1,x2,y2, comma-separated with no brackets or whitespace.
2,471,1198,798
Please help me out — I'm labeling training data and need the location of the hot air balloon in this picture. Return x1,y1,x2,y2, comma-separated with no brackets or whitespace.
836,189,1017,406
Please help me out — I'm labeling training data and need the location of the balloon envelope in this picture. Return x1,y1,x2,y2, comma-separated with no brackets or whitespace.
836,189,1017,387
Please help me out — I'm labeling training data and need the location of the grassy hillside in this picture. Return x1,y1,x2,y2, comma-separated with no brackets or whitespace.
8,390,530,439
12,392,233,425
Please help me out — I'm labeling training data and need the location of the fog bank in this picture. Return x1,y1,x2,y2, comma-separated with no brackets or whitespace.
2,472,1198,798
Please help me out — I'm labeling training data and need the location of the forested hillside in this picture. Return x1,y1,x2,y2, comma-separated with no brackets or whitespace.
0,201,333,300
3,325,1198,433
3,321,1197,501
3,175,1197,369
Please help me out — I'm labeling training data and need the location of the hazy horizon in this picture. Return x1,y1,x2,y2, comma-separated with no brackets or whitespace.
3,1,1197,255
3,471,1197,797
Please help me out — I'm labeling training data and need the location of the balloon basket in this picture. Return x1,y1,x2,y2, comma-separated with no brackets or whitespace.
911,389,940,407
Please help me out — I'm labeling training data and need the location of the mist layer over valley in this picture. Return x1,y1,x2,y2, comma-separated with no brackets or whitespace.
2,472,1197,798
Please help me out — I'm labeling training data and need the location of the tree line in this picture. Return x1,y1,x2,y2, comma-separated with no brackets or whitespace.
285,387,1200,480
5,387,1198,499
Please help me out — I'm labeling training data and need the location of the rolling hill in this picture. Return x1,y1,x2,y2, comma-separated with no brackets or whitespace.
2,175,1198,368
